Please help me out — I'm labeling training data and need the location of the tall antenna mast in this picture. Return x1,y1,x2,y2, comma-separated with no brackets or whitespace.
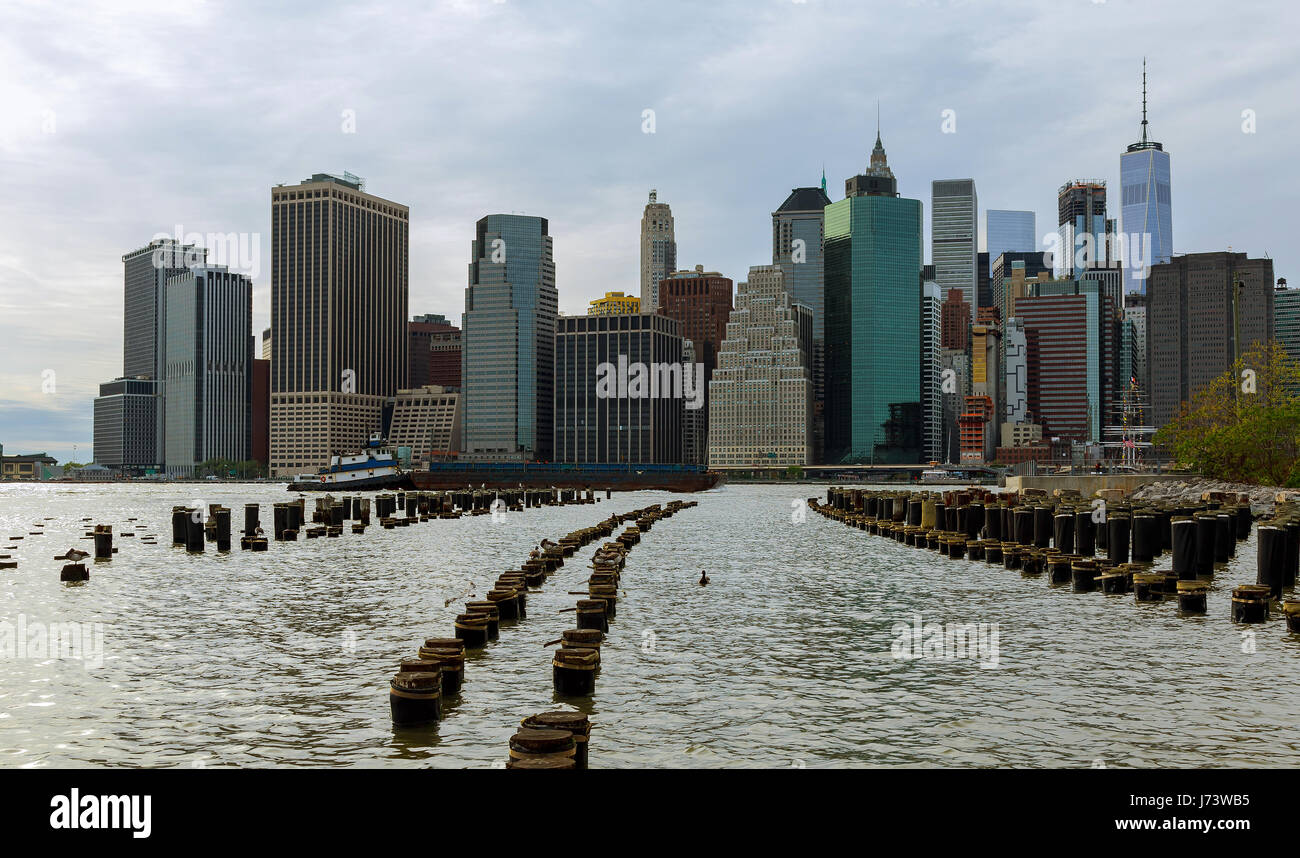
1140,58,1148,144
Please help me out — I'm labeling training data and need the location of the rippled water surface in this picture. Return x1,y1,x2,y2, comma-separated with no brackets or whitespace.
2,482,1298,768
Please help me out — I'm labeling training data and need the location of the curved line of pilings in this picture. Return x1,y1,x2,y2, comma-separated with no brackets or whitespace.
385,497,699,770
507,498,699,769
812,485,1300,629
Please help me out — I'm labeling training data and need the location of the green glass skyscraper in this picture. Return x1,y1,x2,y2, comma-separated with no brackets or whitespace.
824,130,924,464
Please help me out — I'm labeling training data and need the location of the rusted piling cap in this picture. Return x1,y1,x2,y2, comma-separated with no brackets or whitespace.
552,649,599,669
487,588,519,603
522,711,591,736
1233,584,1271,600
1176,580,1209,594
466,601,501,619
455,613,489,627
510,728,576,755
562,628,603,645
391,671,441,692
400,658,440,673
575,599,606,612
423,637,463,652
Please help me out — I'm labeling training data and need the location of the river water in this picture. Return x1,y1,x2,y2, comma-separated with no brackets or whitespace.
1,481,1297,769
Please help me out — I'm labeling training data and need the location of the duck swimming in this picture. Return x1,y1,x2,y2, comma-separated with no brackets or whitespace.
699,570,709,586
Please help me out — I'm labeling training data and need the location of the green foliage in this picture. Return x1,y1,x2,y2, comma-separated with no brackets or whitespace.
1154,340,1300,486
786,465,803,479
195,458,265,479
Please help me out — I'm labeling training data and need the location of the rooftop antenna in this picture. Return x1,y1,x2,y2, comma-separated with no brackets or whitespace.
1140,58,1148,144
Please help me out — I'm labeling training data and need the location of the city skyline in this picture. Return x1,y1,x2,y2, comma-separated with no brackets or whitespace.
1,1,1294,462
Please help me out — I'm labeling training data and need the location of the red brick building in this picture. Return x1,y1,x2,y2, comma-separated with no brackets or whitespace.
408,315,461,389
657,266,733,444
941,288,971,351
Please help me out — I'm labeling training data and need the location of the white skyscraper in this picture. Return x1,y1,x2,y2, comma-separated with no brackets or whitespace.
932,179,978,323
708,265,813,466
639,189,677,312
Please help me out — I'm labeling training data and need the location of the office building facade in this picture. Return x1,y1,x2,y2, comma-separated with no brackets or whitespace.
657,265,733,455
932,179,978,325
985,210,1036,275
773,184,832,462
554,312,685,464
708,265,813,467
462,214,557,460
164,266,253,476
269,173,409,475
825,132,924,464
640,190,677,312
1120,63,1173,297
1148,252,1275,427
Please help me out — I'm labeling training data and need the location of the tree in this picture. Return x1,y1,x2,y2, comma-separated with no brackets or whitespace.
1154,340,1300,485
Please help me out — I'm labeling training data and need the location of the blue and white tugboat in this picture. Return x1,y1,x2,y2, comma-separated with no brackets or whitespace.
290,434,413,491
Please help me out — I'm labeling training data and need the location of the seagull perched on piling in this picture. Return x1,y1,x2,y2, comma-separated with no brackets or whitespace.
59,548,89,562
699,570,709,586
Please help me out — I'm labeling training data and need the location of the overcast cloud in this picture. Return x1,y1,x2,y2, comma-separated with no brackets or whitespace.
0,0,1293,462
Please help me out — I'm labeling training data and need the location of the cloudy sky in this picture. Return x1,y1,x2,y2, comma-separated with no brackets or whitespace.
0,0,1293,463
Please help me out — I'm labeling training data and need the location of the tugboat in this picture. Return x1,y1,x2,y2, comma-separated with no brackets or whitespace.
289,434,414,492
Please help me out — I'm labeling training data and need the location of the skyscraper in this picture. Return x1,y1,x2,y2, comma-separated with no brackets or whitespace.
1120,61,1173,298
116,238,207,467
1147,252,1274,427
824,129,924,464
92,377,161,474
1056,181,1110,277
269,173,409,476
1014,283,1118,443
920,279,942,463
985,210,1036,274
1275,284,1300,361
408,314,461,389
462,214,557,460
640,190,676,311
708,265,813,466
164,266,253,476
932,179,978,325
657,265,733,459
554,312,685,464
773,183,832,462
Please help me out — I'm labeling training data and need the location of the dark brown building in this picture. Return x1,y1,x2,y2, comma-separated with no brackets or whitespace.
1147,252,1274,428
252,358,269,468
657,266,733,448
408,314,461,389
940,288,970,351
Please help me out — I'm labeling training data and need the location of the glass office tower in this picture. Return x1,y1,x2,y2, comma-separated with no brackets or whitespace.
1120,66,1172,297
462,214,558,460
824,132,924,464
985,210,1036,274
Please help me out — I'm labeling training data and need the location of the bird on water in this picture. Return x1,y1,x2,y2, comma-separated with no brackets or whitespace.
699,570,709,586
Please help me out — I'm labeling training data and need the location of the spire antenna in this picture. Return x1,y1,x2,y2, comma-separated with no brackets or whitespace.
1140,58,1148,143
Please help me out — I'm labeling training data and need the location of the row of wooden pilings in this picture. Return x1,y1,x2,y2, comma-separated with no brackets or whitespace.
514,498,698,769
814,486,1300,629
385,498,699,769
163,488,601,554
